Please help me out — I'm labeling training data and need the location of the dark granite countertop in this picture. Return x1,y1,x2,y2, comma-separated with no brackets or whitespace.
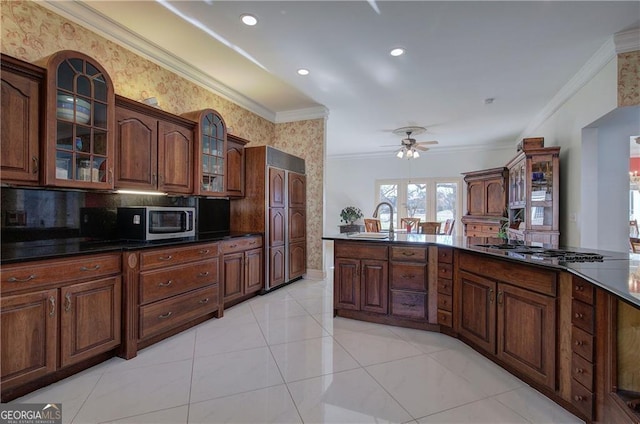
323,233,640,309
1,232,262,264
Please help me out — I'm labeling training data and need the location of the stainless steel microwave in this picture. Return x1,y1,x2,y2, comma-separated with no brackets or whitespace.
117,206,195,241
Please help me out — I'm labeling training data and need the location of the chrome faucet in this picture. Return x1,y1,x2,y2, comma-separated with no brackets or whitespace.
372,202,394,236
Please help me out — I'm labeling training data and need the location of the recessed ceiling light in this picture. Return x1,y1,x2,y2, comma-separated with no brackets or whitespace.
297,68,310,76
390,48,405,57
241,14,258,26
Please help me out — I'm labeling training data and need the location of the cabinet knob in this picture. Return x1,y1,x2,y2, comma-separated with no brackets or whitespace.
198,271,210,277
575,340,584,346
574,395,584,402
575,285,584,291
575,312,584,319
199,298,210,304
575,368,584,374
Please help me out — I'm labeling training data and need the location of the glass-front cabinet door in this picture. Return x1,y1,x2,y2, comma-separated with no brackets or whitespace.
528,153,555,230
45,51,114,188
183,109,227,196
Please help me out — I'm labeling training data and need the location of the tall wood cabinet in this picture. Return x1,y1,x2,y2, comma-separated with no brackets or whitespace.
226,134,247,197
506,146,560,246
1,54,44,186
231,146,306,291
461,167,508,238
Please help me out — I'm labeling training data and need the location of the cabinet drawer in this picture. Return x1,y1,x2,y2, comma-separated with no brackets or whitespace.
437,310,452,327
437,294,452,312
140,260,218,305
571,379,594,419
1,253,121,293
437,247,453,264
390,291,427,320
571,352,593,391
221,236,262,254
572,299,594,334
390,246,427,261
437,278,453,295
139,285,218,340
437,263,453,279
335,242,388,260
572,277,594,305
572,326,594,362
390,263,427,291
140,243,219,270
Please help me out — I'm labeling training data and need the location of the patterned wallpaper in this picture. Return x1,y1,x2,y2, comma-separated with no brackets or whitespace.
1,0,326,273
619,51,640,107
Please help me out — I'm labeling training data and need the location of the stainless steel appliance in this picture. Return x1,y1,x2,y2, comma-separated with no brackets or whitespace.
117,206,195,241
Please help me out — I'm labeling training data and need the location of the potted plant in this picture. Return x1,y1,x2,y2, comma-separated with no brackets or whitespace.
339,206,364,233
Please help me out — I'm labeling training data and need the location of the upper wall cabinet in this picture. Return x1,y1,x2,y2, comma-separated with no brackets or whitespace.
1,54,45,186
182,109,226,196
116,96,194,194
226,134,247,198
44,51,115,189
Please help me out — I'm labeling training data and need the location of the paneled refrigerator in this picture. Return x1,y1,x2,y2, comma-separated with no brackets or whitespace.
230,146,306,292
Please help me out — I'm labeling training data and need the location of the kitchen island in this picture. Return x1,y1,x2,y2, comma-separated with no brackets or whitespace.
323,233,640,424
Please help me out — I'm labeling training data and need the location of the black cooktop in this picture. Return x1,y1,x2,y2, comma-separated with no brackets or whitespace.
473,244,605,262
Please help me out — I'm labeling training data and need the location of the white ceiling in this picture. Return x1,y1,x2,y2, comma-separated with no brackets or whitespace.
48,1,639,158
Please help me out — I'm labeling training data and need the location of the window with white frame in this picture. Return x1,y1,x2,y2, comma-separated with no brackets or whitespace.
375,178,462,234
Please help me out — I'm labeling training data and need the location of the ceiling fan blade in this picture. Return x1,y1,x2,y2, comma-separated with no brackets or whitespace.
416,140,438,145
415,146,429,151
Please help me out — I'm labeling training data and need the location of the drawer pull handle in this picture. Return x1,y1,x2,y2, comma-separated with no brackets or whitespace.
229,244,237,249
199,298,210,304
250,241,257,245
159,255,173,261
402,252,415,256
32,156,39,174
49,296,56,317
575,285,584,291
64,293,72,312
574,395,584,402
575,340,584,346
199,249,210,255
401,273,415,279
497,291,503,305
80,265,101,272
575,368,584,374
8,274,36,282
158,312,173,319
489,288,494,303
401,302,416,307
575,312,584,319
159,280,173,287
198,272,210,277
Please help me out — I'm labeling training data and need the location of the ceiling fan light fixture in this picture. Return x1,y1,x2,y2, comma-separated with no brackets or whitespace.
396,149,404,158
412,149,420,158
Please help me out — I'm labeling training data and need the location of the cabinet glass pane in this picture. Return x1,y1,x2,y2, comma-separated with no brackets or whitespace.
69,58,83,73
56,152,72,180
94,102,107,129
56,121,74,150
77,75,91,97
531,160,553,202
530,206,553,227
94,131,107,155
76,126,91,153
202,156,209,173
86,62,99,77
76,156,98,182
94,76,107,101
202,136,210,154
57,61,74,91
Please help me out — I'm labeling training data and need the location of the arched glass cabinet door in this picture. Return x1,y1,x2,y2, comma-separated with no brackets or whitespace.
183,108,227,196
45,51,115,188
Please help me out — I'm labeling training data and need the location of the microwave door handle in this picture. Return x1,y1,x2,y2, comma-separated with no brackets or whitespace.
184,210,193,231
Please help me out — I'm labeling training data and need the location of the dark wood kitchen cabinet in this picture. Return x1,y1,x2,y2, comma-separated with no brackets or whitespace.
334,242,388,314
461,167,508,238
1,252,121,401
221,236,264,307
226,134,247,197
1,54,44,186
43,51,116,189
181,108,227,196
389,246,428,320
115,96,194,194
456,251,557,390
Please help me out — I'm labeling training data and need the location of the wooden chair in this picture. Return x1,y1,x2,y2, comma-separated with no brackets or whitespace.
419,221,441,234
400,217,421,233
631,220,639,237
441,218,455,235
364,218,381,232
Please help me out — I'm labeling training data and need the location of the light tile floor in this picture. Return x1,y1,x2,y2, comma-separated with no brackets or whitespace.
12,277,585,424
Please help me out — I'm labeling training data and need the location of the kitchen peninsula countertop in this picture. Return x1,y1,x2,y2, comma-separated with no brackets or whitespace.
323,233,640,309
1,232,262,264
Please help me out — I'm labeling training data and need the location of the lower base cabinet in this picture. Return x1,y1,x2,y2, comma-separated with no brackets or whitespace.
334,250,388,314
222,236,264,306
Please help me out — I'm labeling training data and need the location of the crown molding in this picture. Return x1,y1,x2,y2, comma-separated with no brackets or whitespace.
275,106,329,123
328,142,514,161
517,37,616,141
40,1,277,122
614,28,640,54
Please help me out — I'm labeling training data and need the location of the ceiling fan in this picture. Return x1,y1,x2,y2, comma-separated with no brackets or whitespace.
385,126,438,159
